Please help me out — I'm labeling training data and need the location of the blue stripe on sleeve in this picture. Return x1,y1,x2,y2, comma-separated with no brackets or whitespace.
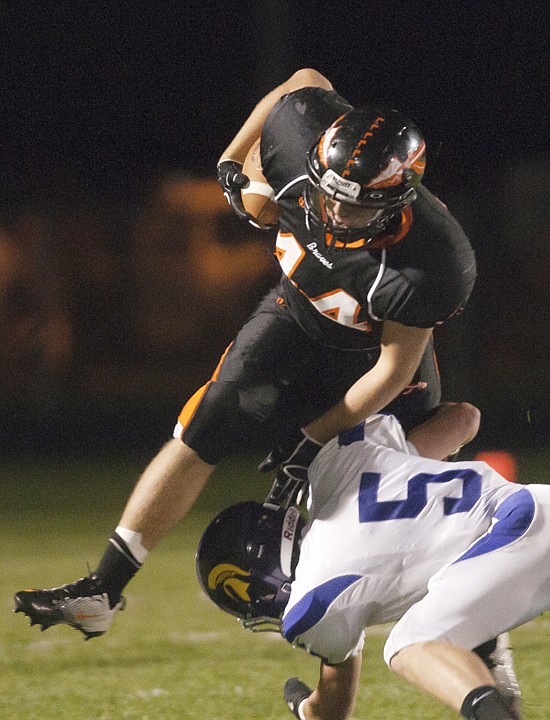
338,423,365,446
283,575,361,643
454,488,535,564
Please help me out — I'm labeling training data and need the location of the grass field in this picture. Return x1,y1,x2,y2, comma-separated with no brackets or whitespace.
2,449,550,719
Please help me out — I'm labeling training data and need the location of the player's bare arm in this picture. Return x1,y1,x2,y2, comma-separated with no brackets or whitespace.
407,402,481,460
305,322,433,444
301,655,362,720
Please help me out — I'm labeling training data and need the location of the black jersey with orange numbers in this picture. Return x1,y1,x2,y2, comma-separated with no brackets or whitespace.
260,87,477,350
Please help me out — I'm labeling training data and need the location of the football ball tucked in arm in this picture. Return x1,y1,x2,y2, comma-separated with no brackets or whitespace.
242,139,279,228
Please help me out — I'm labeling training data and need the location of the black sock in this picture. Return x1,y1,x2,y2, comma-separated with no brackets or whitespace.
94,532,142,607
461,686,516,720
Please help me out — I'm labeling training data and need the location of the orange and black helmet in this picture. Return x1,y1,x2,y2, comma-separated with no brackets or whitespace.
305,105,426,240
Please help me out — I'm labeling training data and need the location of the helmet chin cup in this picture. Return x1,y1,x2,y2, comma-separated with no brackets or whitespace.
328,211,395,244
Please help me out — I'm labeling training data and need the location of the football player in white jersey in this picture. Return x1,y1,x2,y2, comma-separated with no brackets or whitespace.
196,402,550,720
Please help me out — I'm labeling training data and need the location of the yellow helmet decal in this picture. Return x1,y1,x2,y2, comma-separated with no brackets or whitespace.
208,563,251,602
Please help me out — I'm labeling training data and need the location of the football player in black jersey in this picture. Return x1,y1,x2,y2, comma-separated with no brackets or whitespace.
14,69,478,640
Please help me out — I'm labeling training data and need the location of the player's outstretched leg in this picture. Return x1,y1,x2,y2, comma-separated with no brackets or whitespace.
284,678,313,719
14,575,125,640
14,439,215,640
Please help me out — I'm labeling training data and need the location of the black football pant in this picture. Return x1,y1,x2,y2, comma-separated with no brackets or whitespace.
177,288,440,465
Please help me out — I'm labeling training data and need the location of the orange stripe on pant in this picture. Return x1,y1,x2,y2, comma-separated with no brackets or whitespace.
177,342,233,432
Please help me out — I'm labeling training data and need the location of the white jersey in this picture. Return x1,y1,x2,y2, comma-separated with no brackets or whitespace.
282,414,550,665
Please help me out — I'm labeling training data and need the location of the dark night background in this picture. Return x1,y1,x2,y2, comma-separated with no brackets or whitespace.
1,2,549,455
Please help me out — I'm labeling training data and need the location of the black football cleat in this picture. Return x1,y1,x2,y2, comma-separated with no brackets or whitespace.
474,633,521,717
284,677,312,719
14,575,125,640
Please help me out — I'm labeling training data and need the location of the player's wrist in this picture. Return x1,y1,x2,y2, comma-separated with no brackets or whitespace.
217,157,243,168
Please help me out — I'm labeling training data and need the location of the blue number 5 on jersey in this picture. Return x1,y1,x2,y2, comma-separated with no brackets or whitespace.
358,469,482,522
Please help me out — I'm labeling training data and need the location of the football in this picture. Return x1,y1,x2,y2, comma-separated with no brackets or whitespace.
242,140,279,227
242,186,279,227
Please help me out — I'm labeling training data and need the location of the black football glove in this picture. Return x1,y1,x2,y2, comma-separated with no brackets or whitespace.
216,159,256,223
260,429,324,509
